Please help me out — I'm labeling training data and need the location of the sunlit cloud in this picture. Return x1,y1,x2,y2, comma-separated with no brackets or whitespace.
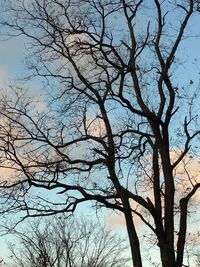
171,150,200,201
105,149,200,231
86,117,106,137
105,212,125,229
105,199,152,231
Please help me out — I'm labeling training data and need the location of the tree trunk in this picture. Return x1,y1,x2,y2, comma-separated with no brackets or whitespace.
123,200,143,267
159,244,176,267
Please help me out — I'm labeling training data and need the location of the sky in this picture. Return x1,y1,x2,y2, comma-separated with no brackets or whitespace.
0,2,200,267
0,37,24,262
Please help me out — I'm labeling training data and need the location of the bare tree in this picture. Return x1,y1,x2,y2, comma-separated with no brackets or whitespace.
5,216,129,267
0,0,200,266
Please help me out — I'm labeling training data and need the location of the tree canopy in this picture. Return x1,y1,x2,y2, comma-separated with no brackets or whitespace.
5,216,129,267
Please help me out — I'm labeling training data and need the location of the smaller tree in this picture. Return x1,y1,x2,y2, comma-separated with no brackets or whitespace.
6,216,129,267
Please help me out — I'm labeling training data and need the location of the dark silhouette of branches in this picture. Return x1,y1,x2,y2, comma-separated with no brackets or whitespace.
0,1,200,266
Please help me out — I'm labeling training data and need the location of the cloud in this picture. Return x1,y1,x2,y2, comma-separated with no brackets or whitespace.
0,68,10,88
105,199,152,232
171,150,200,201
0,35,26,71
33,100,47,113
105,211,125,229
86,117,106,137
0,167,16,182
105,149,200,231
